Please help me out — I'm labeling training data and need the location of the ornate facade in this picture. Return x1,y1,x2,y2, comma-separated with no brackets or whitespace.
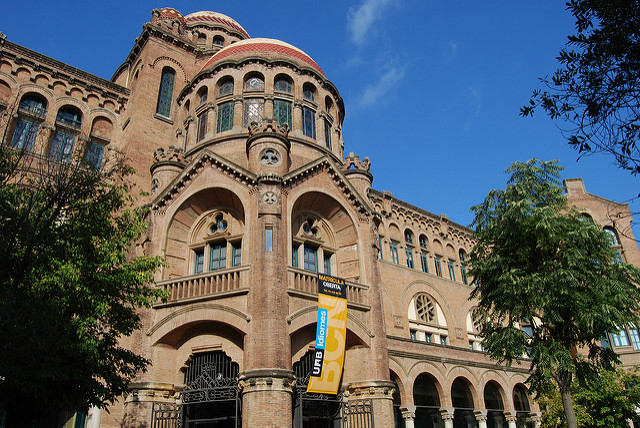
1,7,638,428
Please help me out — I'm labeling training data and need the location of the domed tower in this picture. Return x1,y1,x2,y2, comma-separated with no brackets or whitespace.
122,9,392,428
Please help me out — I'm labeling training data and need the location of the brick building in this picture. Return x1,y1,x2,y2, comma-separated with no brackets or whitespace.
1,7,638,428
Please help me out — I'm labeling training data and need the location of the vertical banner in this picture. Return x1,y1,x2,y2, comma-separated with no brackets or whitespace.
307,273,347,395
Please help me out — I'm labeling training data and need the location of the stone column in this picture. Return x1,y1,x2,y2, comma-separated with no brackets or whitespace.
440,408,454,428
238,369,295,428
121,382,177,428
531,412,542,428
264,95,274,119
292,100,303,138
233,96,243,132
346,381,396,428
474,409,488,428
206,103,216,140
505,410,518,428
400,405,416,428
183,116,194,151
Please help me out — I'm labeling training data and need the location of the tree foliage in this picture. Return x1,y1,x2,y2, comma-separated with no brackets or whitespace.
469,159,640,427
539,367,640,428
0,108,166,423
521,0,640,175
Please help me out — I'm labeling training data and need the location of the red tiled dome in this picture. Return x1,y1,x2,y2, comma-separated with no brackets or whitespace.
200,38,325,77
184,11,250,39
157,7,186,26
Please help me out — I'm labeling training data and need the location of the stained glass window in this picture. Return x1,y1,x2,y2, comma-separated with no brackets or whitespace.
197,111,207,141
243,98,264,127
10,118,39,151
324,119,331,150
86,141,105,171
156,67,175,117
274,77,292,93
209,243,226,270
302,107,316,139
244,76,264,92
303,84,315,101
50,131,75,162
219,79,234,96
217,101,233,132
274,99,292,129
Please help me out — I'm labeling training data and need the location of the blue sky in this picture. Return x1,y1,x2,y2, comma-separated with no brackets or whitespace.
1,1,638,238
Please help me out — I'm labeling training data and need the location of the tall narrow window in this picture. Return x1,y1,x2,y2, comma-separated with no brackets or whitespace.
197,111,207,141
324,254,331,275
460,266,468,285
194,248,204,274
292,246,299,268
378,238,383,260
629,328,640,350
420,253,429,273
448,262,456,281
232,243,242,267
406,249,414,268
434,257,442,277
304,246,318,272
265,227,273,252
217,101,234,132
274,99,292,129
86,141,105,171
244,98,264,127
390,243,399,264
302,107,316,139
324,119,332,150
209,243,226,270
11,118,40,151
156,67,175,118
51,107,82,163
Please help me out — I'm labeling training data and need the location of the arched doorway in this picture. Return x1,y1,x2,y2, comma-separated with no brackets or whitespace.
390,371,403,427
451,378,477,428
181,350,241,427
293,350,342,427
513,384,532,428
484,381,506,428
413,373,443,428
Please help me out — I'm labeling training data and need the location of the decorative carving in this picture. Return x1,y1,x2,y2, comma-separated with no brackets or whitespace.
153,145,186,165
248,117,290,137
262,191,277,205
342,152,371,172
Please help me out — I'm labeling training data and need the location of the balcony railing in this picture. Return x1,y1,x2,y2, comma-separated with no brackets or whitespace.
288,267,368,305
157,265,249,302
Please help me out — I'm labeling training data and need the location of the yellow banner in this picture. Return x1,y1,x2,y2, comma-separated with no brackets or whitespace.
307,275,347,394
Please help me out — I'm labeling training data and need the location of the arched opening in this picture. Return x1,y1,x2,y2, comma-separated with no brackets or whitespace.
293,349,342,427
11,93,47,151
390,370,403,428
451,378,476,428
182,350,241,427
413,373,442,427
51,105,82,162
513,384,533,428
484,381,506,428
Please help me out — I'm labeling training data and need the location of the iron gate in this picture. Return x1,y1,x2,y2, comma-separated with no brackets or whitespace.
293,350,374,428
152,351,241,428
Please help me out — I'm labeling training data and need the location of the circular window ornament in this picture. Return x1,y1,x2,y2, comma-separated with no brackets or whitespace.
209,214,228,234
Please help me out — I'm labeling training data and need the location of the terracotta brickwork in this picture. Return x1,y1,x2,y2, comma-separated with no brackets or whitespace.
2,7,639,428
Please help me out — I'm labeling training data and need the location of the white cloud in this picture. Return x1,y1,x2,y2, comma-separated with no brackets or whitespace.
444,41,458,64
355,63,406,108
468,86,482,115
347,0,394,46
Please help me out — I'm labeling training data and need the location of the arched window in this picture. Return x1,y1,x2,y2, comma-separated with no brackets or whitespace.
303,83,315,101
218,78,234,96
197,34,206,48
11,94,47,151
212,35,224,46
451,378,475,427
243,74,264,92
603,226,620,246
409,293,448,344
291,216,334,275
302,106,316,139
156,67,175,117
459,249,468,284
413,374,442,426
274,75,292,93
467,307,483,350
325,96,334,115
191,211,242,274
579,212,594,223
484,382,507,427
50,106,82,162
197,87,208,107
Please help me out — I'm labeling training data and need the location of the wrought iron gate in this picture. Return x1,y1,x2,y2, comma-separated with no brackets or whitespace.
152,351,241,428
293,350,374,428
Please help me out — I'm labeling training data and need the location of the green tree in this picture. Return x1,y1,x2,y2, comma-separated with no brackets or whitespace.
539,367,640,427
469,159,640,428
521,1,640,176
0,106,165,425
